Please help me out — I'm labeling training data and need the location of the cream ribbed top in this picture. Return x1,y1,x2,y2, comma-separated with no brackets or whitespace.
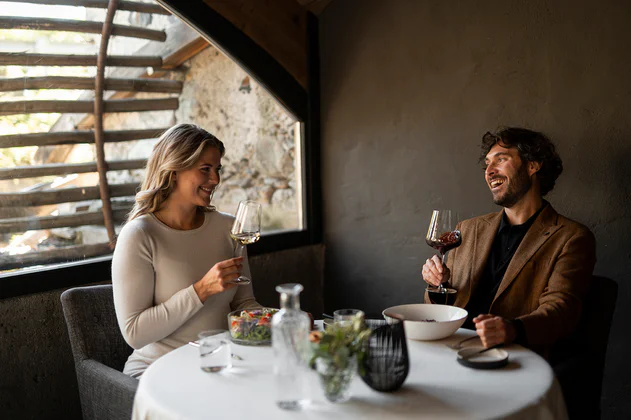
112,211,259,378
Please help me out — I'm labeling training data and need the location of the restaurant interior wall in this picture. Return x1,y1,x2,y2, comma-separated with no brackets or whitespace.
319,0,631,419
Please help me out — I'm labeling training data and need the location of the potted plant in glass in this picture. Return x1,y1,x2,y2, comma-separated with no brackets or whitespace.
309,313,372,403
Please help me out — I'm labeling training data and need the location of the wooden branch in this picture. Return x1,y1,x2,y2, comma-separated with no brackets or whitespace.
0,0,170,15
0,183,138,208
0,128,167,148
0,76,183,93
0,17,167,42
0,52,162,67
0,98,179,116
0,243,113,271
0,208,129,234
0,159,146,180
94,0,119,247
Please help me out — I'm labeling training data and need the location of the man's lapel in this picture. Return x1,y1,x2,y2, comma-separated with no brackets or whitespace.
493,205,561,301
459,212,502,306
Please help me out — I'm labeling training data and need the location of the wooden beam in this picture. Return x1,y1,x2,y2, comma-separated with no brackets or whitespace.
0,98,179,116
0,128,167,148
71,22,209,128
199,0,308,89
0,159,146,180
0,77,183,93
0,17,167,42
0,208,129,234
0,0,170,15
0,243,113,271
0,52,163,67
161,36,209,69
0,183,138,207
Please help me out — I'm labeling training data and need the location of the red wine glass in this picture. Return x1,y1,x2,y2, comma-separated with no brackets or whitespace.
425,210,461,304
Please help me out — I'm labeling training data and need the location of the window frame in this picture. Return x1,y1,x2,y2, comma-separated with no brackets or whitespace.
0,1,321,300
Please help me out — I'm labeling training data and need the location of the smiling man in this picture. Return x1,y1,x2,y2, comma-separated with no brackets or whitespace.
422,127,596,358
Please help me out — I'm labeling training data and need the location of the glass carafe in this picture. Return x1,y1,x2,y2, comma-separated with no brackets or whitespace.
272,283,311,410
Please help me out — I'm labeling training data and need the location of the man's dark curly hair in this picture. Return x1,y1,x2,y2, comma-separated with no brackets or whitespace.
479,127,563,196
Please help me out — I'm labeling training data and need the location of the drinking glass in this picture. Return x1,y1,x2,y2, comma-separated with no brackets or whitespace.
425,209,461,304
360,317,409,392
229,200,261,285
198,330,232,373
333,309,365,327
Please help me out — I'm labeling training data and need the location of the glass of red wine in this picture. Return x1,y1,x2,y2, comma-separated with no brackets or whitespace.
425,209,462,305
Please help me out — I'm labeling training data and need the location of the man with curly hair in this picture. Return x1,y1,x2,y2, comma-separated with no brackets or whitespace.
422,127,596,358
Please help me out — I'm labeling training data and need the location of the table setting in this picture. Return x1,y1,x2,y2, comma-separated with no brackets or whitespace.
132,303,568,420
131,208,568,420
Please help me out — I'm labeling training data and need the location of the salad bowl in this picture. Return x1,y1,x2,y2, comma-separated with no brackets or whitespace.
228,307,278,346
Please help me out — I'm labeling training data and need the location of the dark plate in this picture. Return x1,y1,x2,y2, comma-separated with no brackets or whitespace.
456,347,509,369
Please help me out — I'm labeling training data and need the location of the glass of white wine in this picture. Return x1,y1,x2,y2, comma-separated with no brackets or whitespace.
229,200,262,285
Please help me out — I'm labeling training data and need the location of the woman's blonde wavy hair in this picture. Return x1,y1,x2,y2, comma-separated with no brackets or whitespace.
127,123,225,222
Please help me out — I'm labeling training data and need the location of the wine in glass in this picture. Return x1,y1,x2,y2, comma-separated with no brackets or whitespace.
425,209,461,305
229,200,261,285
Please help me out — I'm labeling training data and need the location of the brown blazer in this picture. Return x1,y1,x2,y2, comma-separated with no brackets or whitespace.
426,204,596,357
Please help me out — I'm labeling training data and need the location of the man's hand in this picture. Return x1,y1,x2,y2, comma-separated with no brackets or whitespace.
473,314,517,348
421,255,451,286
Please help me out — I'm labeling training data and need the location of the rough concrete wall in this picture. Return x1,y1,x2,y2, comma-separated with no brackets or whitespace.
319,1,631,418
0,289,81,420
0,244,323,419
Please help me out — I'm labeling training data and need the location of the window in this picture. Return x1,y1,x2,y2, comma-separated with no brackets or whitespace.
0,0,319,293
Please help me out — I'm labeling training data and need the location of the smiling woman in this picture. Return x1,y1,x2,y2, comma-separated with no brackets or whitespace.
112,123,263,379
127,124,225,226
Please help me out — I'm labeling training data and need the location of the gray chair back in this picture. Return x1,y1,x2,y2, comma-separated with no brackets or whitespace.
62,284,133,370
552,275,618,420
61,284,138,420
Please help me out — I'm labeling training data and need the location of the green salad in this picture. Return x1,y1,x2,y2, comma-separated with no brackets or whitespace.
228,308,279,343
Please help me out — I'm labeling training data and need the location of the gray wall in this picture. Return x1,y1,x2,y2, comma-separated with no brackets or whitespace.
0,245,323,419
319,0,630,418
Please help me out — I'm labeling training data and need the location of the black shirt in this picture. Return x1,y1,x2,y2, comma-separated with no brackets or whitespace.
463,204,547,340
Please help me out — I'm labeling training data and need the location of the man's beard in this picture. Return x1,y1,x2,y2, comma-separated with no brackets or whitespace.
492,165,532,208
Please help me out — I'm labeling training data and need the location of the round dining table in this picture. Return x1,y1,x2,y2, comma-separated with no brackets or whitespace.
132,324,567,420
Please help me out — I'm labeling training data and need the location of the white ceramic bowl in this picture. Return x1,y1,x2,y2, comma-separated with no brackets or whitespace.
382,304,468,341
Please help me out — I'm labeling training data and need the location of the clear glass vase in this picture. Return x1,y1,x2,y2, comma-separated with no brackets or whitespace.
316,355,357,403
272,283,311,410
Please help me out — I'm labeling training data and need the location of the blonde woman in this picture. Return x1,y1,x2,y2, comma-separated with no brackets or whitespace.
112,123,260,378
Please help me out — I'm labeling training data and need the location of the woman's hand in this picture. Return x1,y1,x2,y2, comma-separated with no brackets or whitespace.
422,255,451,286
194,257,243,303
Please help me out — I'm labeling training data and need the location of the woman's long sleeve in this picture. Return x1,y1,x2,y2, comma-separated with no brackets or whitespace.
112,224,204,349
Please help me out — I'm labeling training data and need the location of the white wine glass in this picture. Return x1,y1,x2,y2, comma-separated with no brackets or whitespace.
229,200,262,285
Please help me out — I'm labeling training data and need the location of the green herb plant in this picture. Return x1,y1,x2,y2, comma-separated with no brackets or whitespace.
309,314,372,399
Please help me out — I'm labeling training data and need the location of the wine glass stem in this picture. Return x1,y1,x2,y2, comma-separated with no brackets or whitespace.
440,252,446,290
234,242,245,259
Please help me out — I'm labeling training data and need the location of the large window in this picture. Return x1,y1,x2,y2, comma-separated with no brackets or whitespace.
0,0,316,289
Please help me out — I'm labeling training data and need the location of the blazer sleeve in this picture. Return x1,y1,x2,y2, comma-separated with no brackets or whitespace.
516,227,596,350
112,223,204,349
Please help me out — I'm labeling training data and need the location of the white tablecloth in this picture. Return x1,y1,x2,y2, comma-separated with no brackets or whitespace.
132,326,567,420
